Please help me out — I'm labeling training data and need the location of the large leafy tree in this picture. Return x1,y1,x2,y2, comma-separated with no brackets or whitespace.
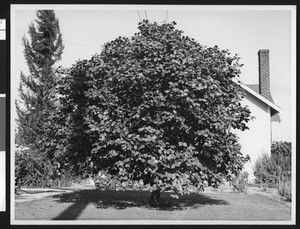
59,20,251,202
16,10,64,186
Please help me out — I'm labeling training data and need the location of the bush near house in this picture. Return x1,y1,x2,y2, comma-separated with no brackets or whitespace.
277,179,291,202
232,171,249,193
15,145,50,188
253,141,291,201
15,144,79,189
253,152,277,188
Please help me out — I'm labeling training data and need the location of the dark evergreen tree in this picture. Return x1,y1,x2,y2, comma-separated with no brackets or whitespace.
15,10,64,188
16,10,64,151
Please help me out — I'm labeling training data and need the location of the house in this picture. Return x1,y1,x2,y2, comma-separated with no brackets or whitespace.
235,49,281,182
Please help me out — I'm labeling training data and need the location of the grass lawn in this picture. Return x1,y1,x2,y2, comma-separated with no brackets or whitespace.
14,189,291,221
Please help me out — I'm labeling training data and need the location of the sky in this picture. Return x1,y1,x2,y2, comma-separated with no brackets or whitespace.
11,5,296,142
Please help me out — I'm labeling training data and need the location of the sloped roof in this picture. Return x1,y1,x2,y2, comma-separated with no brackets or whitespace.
246,84,281,122
247,84,273,102
232,79,281,122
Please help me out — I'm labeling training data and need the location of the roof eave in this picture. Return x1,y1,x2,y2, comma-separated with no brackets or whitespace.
232,78,282,113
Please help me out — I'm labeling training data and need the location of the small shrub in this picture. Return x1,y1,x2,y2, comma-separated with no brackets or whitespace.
15,144,80,188
15,145,52,188
232,171,249,193
253,152,278,187
271,141,291,180
253,142,291,188
253,142,292,201
278,179,292,202
93,172,137,191
49,171,79,188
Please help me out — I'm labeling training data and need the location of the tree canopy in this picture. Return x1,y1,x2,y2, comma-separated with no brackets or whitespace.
56,20,251,195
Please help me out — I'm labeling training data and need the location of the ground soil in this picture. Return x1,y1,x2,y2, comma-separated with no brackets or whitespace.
14,184,291,221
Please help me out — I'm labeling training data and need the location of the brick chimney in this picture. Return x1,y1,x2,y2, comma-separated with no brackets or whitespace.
258,49,271,100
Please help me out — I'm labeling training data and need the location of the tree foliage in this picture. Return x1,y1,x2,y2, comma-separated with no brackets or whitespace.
58,20,251,195
15,10,64,187
16,10,64,150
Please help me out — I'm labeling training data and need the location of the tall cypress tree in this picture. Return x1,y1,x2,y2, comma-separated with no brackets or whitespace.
16,10,64,153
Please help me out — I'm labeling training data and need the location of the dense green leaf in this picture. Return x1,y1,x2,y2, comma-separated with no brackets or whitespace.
48,20,251,194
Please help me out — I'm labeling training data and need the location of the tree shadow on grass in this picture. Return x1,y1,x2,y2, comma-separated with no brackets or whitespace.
52,189,229,220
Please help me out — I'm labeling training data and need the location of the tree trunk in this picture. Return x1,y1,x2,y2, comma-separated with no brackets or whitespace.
149,189,161,206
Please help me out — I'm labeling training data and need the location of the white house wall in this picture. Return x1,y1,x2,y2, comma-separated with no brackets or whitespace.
234,91,272,182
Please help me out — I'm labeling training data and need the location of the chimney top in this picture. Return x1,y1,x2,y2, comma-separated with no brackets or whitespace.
258,49,269,53
258,49,271,101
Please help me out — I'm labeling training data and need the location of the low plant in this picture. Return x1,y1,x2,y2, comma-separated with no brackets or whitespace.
232,171,249,193
253,152,278,187
15,145,52,188
15,144,80,188
277,179,291,202
93,172,141,191
253,142,292,201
